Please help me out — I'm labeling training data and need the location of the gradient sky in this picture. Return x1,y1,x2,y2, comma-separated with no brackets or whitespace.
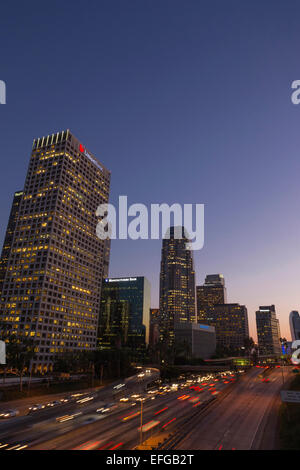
1,0,300,340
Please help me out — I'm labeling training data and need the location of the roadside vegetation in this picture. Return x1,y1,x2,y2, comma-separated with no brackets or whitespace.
279,374,300,449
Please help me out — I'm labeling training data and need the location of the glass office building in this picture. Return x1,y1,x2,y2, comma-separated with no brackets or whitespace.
98,277,150,349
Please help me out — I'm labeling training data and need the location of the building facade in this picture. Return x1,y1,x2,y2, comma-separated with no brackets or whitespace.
98,276,150,349
149,308,160,348
196,274,227,322
0,130,111,371
159,226,196,347
256,305,281,356
0,191,23,296
174,323,216,359
204,303,249,352
289,310,300,342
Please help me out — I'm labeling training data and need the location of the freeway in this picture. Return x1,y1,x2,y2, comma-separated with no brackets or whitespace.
0,366,285,451
177,366,288,450
0,367,159,450
0,368,237,450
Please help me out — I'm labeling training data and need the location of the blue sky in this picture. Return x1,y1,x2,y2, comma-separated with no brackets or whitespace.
1,0,300,339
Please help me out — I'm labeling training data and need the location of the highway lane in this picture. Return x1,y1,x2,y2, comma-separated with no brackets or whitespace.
0,384,106,417
177,367,287,450
28,372,237,450
0,369,240,450
0,368,159,447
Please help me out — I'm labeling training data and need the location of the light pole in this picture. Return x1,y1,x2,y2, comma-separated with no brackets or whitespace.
139,398,143,447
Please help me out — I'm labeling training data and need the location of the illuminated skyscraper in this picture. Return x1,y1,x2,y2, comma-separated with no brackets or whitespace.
0,191,23,296
196,274,227,322
204,303,249,352
0,130,110,371
256,305,281,356
159,226,196,347
289,310,300,341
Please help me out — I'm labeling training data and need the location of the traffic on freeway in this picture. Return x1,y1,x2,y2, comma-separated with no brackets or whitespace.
0,367,242,450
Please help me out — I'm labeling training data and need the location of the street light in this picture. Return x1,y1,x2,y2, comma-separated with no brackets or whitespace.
140,398,143,446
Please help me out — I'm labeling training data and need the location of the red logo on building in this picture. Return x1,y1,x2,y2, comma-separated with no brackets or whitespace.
79,144,85,153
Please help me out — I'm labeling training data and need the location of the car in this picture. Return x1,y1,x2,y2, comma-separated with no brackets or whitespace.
0,409,19,419
81,416,98,425
56,412,82,423
59,397,69,403
96,402,118,414
76,396,94,404
136,396,147,402
47,400,61,407
28,404,46,412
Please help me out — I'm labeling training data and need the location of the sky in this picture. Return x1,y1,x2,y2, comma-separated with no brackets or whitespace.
1,0,300,340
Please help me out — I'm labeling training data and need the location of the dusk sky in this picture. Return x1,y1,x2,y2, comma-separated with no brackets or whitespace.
1,0,300,340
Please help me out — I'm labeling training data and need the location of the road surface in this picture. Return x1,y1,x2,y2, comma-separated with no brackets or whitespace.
0,368,233,450
177,366,287,450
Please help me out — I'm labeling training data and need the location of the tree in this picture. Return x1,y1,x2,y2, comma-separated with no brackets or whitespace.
0,329,36,392
244,337,255,354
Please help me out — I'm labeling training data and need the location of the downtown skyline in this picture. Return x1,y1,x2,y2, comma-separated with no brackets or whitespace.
2,1,300,340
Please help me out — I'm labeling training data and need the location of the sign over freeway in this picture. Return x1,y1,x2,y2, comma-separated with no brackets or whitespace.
281,390,300,403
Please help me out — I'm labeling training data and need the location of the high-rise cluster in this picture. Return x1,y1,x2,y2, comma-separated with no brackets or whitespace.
196,275,249,353
0,130,285,369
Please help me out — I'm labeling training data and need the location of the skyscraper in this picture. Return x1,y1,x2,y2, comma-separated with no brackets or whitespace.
149,308,161,348
289,310,300,341
159,226,196,347
0,130,111,371
196,274,227,323
204,303,249,352
98,276,150,349
0,191,23,296
256,305,281,356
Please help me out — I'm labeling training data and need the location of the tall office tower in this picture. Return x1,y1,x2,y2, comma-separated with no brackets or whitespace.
205,303,249,352
159,226,196,347
289,311,300,341
256,305,281,356
149,308,160,348
0,130,111,372
98,277,150,349
196,274,227,323
102,239,111,279
0,191,23,296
